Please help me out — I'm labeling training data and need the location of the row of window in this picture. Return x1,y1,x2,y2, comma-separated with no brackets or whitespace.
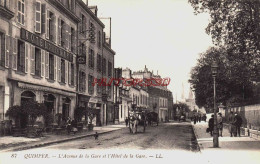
18,1,101,52
159,99,168,107
132,94,149,106
0,34,75,86
79,43,112,76
78,71,112,97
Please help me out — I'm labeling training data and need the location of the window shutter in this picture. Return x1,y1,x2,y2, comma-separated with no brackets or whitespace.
73,56,76,86
68,62,71,85
0,35,5,66
30,45,35,75
68,26,71,51
41,49,45,77
25,43,29,73
45,51,49,79
46,10,50,39
52,15,56,43
58,18,61,45
65,24,69,50
12,37,17,70
54,55,57,81
5,35,10,68
35,1,41,33
41,4,46,34
65,60,68,84
57,57,61,82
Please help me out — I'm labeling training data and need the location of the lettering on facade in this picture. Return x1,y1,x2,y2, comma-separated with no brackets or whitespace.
20,28,73,62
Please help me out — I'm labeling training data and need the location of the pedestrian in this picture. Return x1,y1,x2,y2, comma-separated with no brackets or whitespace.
125,117,129,127
193,115,197,124
71,119,78,135
66,117,72,134
234,113,243,137
217,113,223,137
228,111,236,137
208,114,214,136
199,115,201,122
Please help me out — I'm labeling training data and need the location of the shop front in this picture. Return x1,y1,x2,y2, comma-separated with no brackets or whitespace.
9,81,76,128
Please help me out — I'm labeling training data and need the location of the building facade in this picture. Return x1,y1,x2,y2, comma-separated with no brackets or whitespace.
1,0,79,128
0,0,116,129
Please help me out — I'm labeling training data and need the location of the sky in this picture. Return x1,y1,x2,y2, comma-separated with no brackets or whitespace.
88,0,213,102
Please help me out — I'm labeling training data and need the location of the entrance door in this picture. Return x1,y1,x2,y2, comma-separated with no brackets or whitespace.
62,97,71,121
20,91,36,128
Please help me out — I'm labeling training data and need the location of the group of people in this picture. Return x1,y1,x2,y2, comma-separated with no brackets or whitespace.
66,117,78,135
192,114,206,124
208,112,243,137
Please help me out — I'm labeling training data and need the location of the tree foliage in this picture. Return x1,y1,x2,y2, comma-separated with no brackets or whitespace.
189,47,259,109
189,0,260,82
188,0,260,108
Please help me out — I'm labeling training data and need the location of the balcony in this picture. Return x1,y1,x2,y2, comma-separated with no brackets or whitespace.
0,0,14,20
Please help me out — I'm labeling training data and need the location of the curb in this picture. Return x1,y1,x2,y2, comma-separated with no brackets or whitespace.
190,122,202,152
2,127,125,152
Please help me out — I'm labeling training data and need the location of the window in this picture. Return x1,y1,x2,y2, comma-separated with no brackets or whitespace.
98,31,101,48
80,14,86,36
88,74,94,95
102,58,106,75
49,54,54,80
108,86,111,98
88,48,94,69
35,48,41,76
97,54,101,72
18,0,25,25
97,78,102,95
35,1,41,33
108,61,112,77
70,63,75,85
61,59,65,83
79,71,86,92
0,33,4,67
17,40,25,72
71,27,76,53
61,20,66,48
47,11,56,42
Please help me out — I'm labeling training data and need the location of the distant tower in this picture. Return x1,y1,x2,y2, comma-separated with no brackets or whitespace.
188,88,194,100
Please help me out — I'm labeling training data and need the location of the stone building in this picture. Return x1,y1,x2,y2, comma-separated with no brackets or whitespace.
0,0,116,129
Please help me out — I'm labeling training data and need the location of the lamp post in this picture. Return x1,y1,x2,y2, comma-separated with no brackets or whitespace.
211,61,219,148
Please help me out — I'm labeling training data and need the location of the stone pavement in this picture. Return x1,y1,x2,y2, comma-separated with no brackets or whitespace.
192,121,260,164
0,124,126,152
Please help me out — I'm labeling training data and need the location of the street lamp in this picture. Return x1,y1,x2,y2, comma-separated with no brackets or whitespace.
211,61,219,148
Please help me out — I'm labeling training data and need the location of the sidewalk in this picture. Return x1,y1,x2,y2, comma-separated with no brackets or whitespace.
0,124,126,152
192,121,260,164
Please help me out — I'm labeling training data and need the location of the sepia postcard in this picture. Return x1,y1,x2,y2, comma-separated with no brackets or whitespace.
0,0,259,164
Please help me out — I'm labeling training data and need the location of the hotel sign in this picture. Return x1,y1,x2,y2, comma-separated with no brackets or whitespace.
20,28,73,62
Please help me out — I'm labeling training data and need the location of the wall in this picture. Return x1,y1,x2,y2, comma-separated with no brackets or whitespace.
225,104,260,130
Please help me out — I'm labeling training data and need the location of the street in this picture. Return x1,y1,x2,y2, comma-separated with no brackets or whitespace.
31,122,199,151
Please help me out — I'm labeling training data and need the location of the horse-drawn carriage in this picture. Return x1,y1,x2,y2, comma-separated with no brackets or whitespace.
128,111,147,134
146,112,159,126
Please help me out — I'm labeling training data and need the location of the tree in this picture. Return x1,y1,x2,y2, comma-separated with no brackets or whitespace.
189,47,258,109
189,0,260,87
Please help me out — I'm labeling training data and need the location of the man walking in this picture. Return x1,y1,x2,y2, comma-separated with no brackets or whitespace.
228,111,236,137
208,114,214,136
234,113,243,137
